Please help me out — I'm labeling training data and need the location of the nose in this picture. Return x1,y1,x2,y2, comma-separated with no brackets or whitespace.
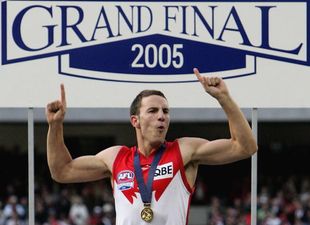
158,110,165,121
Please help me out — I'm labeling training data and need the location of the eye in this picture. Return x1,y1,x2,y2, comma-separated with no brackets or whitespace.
148,108,157,113
163,108,169,114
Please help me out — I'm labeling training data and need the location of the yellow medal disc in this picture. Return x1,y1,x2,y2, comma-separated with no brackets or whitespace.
141,204,153,222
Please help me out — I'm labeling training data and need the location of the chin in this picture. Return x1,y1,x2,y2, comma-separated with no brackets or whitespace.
152,138,165,146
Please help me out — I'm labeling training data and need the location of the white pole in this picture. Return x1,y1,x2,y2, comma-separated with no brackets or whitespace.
251,108,258,225
28,108,35,225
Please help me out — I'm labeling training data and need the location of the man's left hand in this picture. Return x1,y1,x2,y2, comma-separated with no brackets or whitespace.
194,68,229,101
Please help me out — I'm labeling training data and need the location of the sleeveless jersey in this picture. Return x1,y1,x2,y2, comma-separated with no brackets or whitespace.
112,140,193,225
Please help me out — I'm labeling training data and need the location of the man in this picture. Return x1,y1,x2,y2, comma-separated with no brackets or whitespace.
46,68,257,225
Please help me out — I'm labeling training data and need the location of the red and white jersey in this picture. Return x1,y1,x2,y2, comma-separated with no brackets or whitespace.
112,140,193,225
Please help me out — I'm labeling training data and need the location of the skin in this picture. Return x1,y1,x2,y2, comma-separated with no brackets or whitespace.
46,68,257,188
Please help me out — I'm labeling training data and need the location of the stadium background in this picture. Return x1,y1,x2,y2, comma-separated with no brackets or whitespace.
1,108,310,225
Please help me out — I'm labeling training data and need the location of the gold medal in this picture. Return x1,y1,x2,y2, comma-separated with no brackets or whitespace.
134,145,166,223
141,203,153,222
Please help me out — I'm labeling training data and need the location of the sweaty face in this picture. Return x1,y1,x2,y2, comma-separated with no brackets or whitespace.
137,95,170,145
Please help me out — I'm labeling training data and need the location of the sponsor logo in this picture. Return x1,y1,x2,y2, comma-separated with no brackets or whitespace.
1,0,309,83
117,170,135,190
154,162,173,180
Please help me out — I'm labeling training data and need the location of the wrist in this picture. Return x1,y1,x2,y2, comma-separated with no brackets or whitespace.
49,121,64,130
216,93,231,105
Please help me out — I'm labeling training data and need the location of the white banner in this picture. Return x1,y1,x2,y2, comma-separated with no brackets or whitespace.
0,0,309,108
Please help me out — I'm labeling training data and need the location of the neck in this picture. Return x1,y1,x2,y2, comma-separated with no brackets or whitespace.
135,131,165,156
137,141,164,157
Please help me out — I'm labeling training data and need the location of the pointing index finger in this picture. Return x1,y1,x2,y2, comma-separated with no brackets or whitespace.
193,68,204,83
60,84,67,108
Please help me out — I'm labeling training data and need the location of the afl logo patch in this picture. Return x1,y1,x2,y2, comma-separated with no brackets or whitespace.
117,170,135,191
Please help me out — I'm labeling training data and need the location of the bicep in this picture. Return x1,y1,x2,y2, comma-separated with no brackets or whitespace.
59,155,108,183
189,138,247,165
56,146,120,183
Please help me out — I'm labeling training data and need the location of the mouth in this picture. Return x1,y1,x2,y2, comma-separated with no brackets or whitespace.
157,125,165,131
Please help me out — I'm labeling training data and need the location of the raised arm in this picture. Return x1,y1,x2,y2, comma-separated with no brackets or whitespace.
46,84,119,183
180,69,257,166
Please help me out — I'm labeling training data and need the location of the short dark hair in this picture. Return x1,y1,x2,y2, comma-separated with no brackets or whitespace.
130,90,167,116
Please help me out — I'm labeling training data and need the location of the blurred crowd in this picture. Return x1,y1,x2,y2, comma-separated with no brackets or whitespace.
1,146,310,225
203,176,310,225
1,174,310,225
0,180,115,225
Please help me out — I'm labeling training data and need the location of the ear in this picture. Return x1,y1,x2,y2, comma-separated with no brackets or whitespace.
130,115,140,128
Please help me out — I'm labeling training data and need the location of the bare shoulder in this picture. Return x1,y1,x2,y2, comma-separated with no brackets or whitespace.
178,137,209,151
177,137,210,165
96,145,123,156
96,145,123,172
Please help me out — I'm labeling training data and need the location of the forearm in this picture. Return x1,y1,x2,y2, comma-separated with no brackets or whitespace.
218,94,257,155
47,122,72,180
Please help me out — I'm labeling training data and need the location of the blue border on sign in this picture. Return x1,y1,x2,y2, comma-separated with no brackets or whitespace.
0,0,308,83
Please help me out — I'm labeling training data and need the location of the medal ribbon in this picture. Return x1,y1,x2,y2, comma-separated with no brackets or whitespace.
134,144,166,204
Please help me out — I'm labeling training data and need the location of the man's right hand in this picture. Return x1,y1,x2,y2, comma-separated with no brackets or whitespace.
46,84,67,124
